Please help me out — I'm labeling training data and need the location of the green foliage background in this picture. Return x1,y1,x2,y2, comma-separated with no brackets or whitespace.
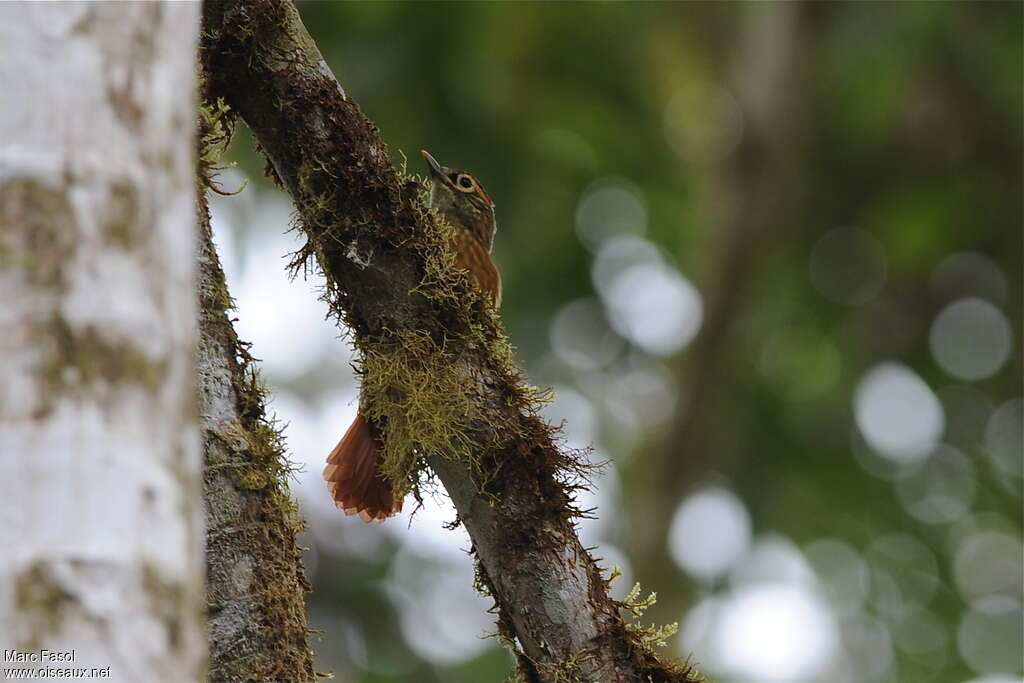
218,2,1022,681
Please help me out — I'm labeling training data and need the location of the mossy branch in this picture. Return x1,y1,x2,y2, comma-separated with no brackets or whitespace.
200,1,702,680
196,98,315,683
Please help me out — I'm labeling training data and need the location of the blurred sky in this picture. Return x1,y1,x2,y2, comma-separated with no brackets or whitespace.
210,2,1022,682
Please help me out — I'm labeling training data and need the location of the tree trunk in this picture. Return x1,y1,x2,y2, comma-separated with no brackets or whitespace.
196,111,316,682
200,1,701,681
0,3,205,682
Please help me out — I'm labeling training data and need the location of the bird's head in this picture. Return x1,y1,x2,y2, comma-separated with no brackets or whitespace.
422,150,496,250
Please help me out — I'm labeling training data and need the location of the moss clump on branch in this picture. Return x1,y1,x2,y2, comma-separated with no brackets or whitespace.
608,570,705,682
618,580,680,650
360,327,485,495
214,399,292,492
289,167,552,499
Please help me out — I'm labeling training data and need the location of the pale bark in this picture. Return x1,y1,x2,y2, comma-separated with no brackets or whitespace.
0,4,204,682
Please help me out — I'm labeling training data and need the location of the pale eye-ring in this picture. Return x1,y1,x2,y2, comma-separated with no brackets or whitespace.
457,175,475,191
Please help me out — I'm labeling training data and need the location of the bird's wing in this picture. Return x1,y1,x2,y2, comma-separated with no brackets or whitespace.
453,231,502,309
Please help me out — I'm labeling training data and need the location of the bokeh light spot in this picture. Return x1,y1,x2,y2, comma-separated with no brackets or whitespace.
985,398,1023,479
895,444,975,525
865,534,940,614
930,251,1009,305
540,384,597,448
929,298,1012,381
804,539,870,619
957,597,1024,675
954,531,1024,600
604,263,703,356
591,235,662,295
668,487,751,580
387,549,494,665
854,362,945,464
730,535,815,587
549,297,624,371
711,584,838,682
574,178,647,250
842,614,894,680
216,195,341,381
894,609,948,657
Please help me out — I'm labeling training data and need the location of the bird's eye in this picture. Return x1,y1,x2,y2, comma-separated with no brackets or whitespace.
457,175,475,190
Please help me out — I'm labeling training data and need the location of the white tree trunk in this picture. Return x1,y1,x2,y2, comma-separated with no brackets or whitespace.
0,4,204,682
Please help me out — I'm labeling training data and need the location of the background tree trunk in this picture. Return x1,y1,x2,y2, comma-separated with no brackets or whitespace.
0,3,205,682
628,0,811,625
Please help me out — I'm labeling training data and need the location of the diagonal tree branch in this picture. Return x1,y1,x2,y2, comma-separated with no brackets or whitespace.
200,0,700,680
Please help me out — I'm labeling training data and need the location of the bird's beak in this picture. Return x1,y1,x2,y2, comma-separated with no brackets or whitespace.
421,150,446,182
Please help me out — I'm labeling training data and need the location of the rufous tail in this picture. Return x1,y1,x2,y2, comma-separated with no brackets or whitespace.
323,413,402,522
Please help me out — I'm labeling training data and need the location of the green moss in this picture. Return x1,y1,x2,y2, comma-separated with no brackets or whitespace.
360,328,487,495
204,402,313,680
196,96,239,196
608,572,704,683
534,655,587,683
216,413,292,491
618,580,679,650
498,573,700,683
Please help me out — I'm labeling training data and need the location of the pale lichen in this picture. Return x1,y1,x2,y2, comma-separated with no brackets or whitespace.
13,562,76,651
102,179,142,248
34,313,169,417
0,178,77,291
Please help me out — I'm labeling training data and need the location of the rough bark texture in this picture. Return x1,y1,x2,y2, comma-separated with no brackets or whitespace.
196,120,316,681
0,3,205,681
200,1,699,681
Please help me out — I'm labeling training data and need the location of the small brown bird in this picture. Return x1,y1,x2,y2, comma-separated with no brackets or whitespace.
323,150,501,521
